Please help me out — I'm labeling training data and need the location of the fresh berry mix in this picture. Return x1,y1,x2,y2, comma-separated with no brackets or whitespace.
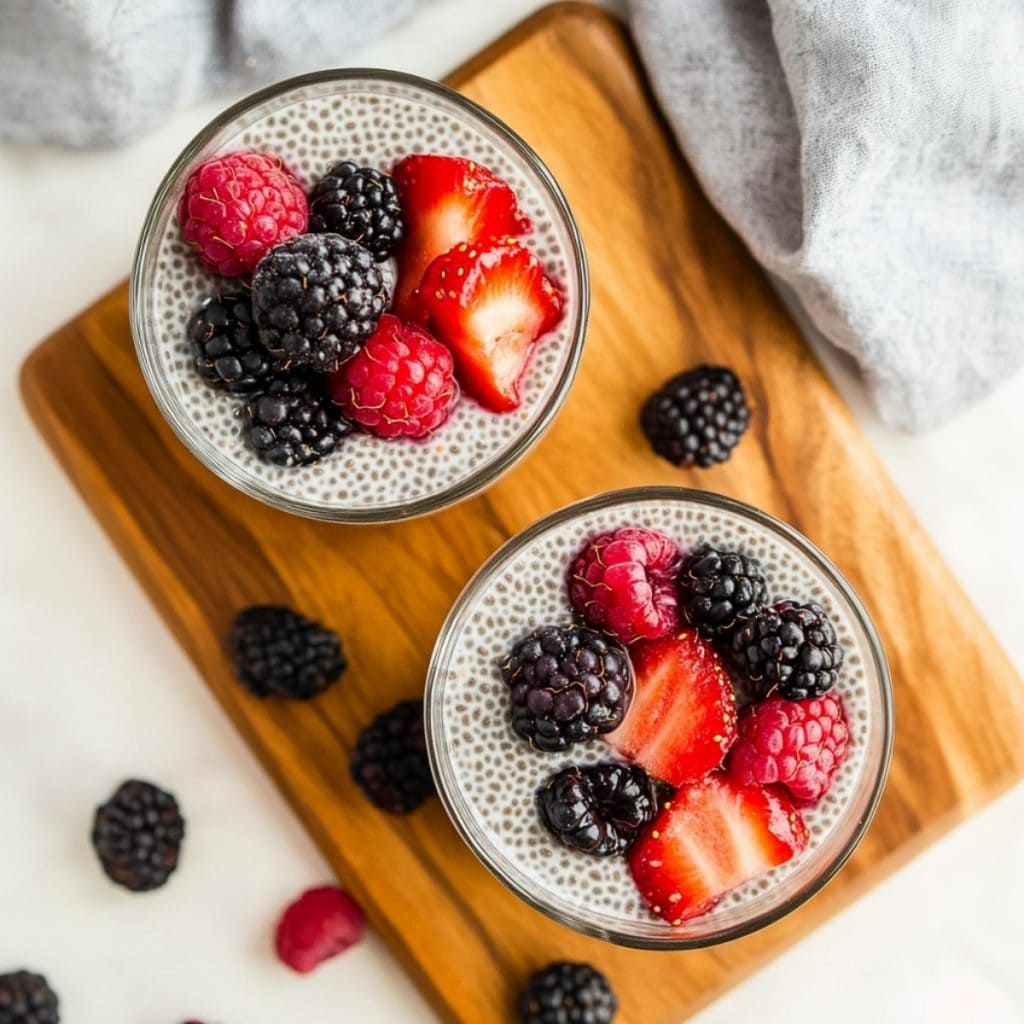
176,147,565,473
251,233,387,373
328,314,458,439
678,543,769,640
228,605,346,699
606,630,737,786
728,694,849,805
242,370,354,467
187,291,278,394
641,365,750,469
518,962,617,1024
351,699,435,814
500,625,633,754
567,527,681,644
488,519,858,926
307,161,404,261
178,152,308,276
0,971,59,1024
536,762,657,856
91,779,185,892
730,600,845,701
391,154,531,315
628,774,808,924
414,238,562,412
275,885,365,974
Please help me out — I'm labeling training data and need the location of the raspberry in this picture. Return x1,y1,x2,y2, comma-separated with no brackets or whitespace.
178,152,308,276
327,314,458,439
727,694,849,805
275,885,365,974
567,527,681,644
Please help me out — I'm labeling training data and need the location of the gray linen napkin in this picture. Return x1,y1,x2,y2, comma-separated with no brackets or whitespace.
629,0,1024,431
3,1,1021,431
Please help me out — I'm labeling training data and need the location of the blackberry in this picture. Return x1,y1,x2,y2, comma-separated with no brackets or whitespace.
730,600,844,701
0,971,59,1024
678,544,769,640
251,233,388,373
187,291,277,394
242,370,353,467
228,605,345,699
351,700,435,814
500,625,633,754
641,364,750,468
537,762,657,856
91,779,185,892
518,962,617,1024
308,162,404,261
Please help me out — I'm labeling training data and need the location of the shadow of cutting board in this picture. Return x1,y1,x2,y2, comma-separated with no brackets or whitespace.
20,5,1024,1022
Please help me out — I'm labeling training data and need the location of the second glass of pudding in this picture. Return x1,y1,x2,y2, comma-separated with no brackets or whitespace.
425,487,893,948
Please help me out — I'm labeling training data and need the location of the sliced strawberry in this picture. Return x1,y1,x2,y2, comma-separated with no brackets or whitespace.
391,155,531,315
606,629,736,786
414,238,563,412
628,774,809,924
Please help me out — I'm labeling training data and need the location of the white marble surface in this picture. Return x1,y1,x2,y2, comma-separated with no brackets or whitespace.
1,1,1022,1021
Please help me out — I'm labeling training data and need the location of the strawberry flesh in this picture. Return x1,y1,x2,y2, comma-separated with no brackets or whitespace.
628,774,809,924
606,629,737,786
391,155,531,315
415,238,563,412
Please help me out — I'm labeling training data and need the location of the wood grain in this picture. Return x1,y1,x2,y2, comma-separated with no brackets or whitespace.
20,5,1024,1022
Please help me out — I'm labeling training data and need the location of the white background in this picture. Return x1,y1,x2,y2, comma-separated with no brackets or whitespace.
2,1,1023,1021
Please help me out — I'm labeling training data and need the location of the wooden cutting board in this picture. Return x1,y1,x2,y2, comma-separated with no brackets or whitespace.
20,5,1024,1022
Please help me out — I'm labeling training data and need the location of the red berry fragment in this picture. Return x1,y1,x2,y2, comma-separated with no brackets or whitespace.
178,151,308,276
328,314,458,439
727,694,849,805
275,885,366,974
568,527,681,644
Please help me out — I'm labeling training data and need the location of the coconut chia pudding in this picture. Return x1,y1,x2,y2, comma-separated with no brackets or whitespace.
426,490,891,941
133,73,585,520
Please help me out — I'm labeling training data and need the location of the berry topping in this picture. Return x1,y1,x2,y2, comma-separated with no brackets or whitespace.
351,700,435,814
187,291,278,394
517,961,618,1024
242,370,354,467
307,161,404,261
0,971,59,1024
328,314,458,439
678,544,770,640
228,605,346,700
500,625,633,754
414,238,562,412
177,151,308,276
275,885,365,974
391,154,531,314
628,774,808,924
536,762,658,857
728,694,849,805
91,779,185,892
606,629,737,786
641,365,751,468
567,527,681,644
730,600,845,701
251,233,388,373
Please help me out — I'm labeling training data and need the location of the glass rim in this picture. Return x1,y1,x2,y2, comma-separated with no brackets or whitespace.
129,67,590,524
424,486,895,949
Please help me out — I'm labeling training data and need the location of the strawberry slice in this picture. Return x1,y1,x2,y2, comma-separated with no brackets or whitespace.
391,155,531,315
628,774,809,924
415,238,563,412
606,629,737,786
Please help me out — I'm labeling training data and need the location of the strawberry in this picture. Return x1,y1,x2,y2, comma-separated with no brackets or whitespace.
414,238,562,412
628,774,809,924
606,629,737,786
391,155,531,315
